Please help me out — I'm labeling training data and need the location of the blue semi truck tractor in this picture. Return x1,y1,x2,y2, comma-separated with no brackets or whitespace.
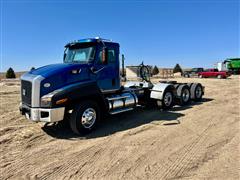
20,37,204,135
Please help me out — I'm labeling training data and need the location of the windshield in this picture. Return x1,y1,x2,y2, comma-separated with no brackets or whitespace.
64,45,96,64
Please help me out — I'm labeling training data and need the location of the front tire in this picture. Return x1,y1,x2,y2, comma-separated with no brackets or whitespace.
70,100,100,135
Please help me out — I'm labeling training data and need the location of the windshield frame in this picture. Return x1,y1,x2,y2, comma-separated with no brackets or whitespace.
63,43,96,64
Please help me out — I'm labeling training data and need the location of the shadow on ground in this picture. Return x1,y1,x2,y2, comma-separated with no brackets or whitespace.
42,98,214,139
171,98,213,111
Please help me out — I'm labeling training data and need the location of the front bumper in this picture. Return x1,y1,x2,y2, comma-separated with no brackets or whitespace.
20,103,65,123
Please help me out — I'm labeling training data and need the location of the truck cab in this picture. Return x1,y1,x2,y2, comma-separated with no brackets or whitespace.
63,38,120,92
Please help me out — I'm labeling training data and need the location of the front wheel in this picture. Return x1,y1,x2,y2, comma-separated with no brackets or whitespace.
70,100,100,135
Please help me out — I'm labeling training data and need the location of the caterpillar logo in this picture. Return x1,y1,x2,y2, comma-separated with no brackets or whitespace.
22,89,26,96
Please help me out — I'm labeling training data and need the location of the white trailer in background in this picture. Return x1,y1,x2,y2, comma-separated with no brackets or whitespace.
216,62,228,72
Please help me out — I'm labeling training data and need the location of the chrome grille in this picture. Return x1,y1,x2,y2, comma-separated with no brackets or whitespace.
21,80,32,106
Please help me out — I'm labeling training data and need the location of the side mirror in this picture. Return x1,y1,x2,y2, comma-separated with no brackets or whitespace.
102,48,108,64
63,53,66,60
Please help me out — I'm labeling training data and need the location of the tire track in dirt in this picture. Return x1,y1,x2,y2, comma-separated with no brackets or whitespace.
159,120,216,179
37,141,108,180
93,118,203,179
0,128,53,179
99,127,178,179
158,114,239,180
105,110,207,179
103,124,164,179
174,128,237,179
2,137,106,179
163,100,236,178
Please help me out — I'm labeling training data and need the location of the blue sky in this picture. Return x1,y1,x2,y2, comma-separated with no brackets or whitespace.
1,0,239,72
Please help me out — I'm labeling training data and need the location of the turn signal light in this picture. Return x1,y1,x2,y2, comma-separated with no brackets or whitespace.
56,98,68,105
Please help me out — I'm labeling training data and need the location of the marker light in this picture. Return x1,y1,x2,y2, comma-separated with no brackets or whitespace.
56,98,68,105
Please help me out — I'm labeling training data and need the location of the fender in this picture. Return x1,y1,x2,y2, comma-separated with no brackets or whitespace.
50,81,107,110
150,83,176,100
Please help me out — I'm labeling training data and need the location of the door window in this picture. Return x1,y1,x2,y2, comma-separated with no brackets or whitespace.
108,49,116,63
98,48,116,64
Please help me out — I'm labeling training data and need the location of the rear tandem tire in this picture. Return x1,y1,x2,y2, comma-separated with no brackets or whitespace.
178,85,191,105
161,90,174,110
191,83,203,102
69,100,100,135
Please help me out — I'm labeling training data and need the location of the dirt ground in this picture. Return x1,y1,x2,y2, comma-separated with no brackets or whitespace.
0,76,239,180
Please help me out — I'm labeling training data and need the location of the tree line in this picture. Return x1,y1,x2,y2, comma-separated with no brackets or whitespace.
151,64,183,76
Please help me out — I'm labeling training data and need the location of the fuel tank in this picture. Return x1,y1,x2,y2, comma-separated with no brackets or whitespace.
107,92,138,114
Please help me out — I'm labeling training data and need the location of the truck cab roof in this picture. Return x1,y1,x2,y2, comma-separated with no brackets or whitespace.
65,37,119,47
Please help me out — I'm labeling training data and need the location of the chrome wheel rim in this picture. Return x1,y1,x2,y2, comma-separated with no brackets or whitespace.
195,86,202,98
164,92,173,106
81,108,96,128
182,88,190,102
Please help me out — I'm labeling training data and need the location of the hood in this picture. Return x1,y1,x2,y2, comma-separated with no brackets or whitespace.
29,63,93,96
30,63,89,78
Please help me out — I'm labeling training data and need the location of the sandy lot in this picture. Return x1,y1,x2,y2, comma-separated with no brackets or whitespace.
0,76,239,180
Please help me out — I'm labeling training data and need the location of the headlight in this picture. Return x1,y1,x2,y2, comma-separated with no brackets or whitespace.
41,94,54,107
40,89,63,107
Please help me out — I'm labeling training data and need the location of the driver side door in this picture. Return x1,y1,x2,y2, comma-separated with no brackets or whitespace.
95,46,120,92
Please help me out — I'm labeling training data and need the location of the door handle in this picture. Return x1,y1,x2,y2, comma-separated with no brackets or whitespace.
91,67,105,74
71,69,81,74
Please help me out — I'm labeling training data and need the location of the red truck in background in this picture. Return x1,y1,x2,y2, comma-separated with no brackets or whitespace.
198,69,231,79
